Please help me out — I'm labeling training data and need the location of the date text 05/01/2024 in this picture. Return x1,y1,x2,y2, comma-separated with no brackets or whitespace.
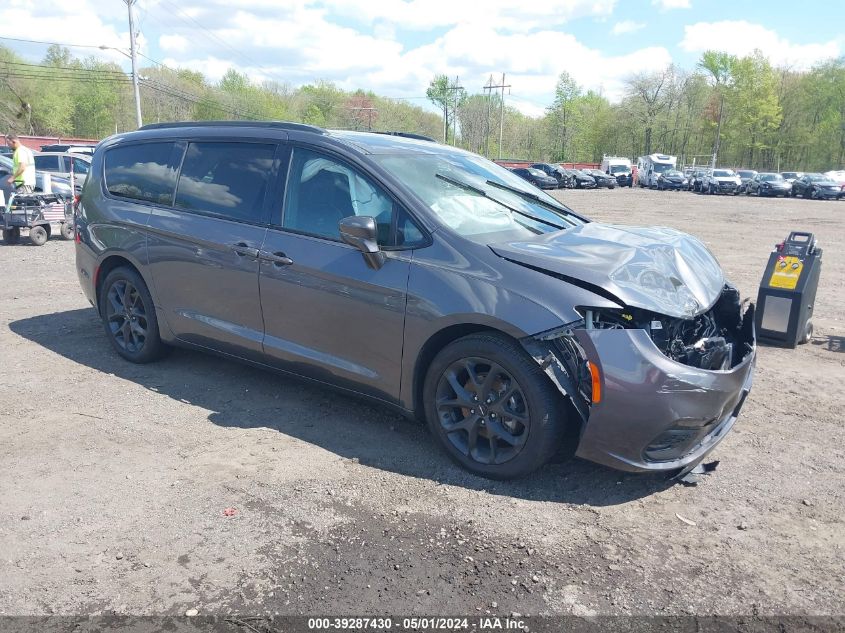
306,617,528,631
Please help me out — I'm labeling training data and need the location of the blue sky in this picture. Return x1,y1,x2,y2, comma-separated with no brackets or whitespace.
2,0,843,116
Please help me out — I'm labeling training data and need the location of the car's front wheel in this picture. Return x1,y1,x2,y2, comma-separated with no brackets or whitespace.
423,333,568,480
100,267,168,363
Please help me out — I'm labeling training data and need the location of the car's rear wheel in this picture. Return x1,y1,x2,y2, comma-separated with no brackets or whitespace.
60,222,74,240
100,267,167,363
423,333,568,479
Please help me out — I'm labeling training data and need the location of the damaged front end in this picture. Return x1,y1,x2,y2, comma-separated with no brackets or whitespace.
522,283,756,473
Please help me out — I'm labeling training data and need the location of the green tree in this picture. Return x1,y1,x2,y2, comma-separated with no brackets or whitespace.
546,72,581,160
698,50,736,166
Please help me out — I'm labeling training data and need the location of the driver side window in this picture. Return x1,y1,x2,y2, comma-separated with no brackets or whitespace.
283,148,422,247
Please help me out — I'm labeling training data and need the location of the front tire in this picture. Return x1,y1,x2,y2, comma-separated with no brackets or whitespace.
423,333,568,480
60,222,74,240
100,267,167,363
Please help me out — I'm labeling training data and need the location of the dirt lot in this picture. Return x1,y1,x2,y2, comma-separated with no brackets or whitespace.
1,188,843,619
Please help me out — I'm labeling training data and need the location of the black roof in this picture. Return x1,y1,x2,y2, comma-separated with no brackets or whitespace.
139,120,326,134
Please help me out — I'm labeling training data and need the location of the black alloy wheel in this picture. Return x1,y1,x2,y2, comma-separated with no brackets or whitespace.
105,279,148,355
100,267,167,363
424,333,568,479
434,356,530,465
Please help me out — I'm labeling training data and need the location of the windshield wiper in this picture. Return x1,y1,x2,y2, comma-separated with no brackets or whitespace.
484,179,585,221
435,173,568,231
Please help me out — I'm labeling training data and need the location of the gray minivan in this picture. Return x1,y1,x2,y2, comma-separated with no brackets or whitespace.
75,122,756,479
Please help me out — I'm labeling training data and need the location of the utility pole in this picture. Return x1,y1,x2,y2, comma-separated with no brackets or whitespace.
487,74,511,159
125,0,143,128
483,75,494,157
445,76,464,147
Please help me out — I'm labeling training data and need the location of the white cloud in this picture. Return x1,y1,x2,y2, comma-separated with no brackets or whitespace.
0,0,674,118
313,0,618,32
159,34,188,53
652,0,691,9
612,20,645,35
680,21,840,69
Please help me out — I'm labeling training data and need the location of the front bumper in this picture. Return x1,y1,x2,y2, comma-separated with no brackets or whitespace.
660,181,685,189
714,182,739,193
814,188,841,199
571,316,756,473
760,186,791,196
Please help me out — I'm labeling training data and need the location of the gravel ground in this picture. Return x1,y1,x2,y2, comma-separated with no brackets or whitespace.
0,188,843,618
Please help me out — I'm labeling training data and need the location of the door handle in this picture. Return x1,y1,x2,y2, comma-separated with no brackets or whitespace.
259,250,294,266
230,242,259,258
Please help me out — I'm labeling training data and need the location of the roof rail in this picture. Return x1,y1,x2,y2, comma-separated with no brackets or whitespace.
138,120,326,134
372,131,438,142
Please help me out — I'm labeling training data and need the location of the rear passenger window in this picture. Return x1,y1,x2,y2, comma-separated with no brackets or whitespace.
104,142,179,205
174,142,276,223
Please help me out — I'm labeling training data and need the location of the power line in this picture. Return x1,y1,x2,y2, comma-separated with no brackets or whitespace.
149,0,292,86
0,35,108,49
1,60,128,77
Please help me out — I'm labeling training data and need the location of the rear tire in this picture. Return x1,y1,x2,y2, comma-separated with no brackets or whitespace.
423,333,569,480
60,222,74,240
29,225,48,246
100,267,168,363
2,228,21,244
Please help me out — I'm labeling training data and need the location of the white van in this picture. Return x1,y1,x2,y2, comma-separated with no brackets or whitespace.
600,156,633,187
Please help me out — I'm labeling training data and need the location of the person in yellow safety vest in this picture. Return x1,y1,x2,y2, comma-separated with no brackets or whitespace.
5,133,36,194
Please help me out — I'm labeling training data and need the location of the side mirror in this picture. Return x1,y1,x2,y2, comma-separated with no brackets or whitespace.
339,216,385,270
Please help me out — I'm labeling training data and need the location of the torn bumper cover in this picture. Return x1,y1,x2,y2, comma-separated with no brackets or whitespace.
523,301,756,474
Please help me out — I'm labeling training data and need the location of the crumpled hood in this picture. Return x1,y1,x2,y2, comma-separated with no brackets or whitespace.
490,223,725,319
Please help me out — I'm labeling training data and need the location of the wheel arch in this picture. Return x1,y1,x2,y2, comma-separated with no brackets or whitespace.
411,323,513,422
94,253,150,314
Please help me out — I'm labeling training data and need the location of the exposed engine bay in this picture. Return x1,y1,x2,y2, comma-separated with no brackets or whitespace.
585,284,755,370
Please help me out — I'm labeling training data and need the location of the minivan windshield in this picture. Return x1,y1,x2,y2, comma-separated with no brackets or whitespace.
713,169,735,177
373,152,584,239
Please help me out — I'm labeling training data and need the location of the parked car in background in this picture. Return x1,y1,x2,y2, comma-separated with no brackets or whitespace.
702,169,741,195
790,173,843,200
530,163,569,188
824,170,845,197
510,167,558,190
569,169,597,189
688,168,711,192
40,143,97,155
75,121,756,479
0,155,75,201
586,169,616,189
736,170,757,193
656,169,687,191
780,171,803,186
746,172,791,197
600,156,633,187
34,152,92,186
